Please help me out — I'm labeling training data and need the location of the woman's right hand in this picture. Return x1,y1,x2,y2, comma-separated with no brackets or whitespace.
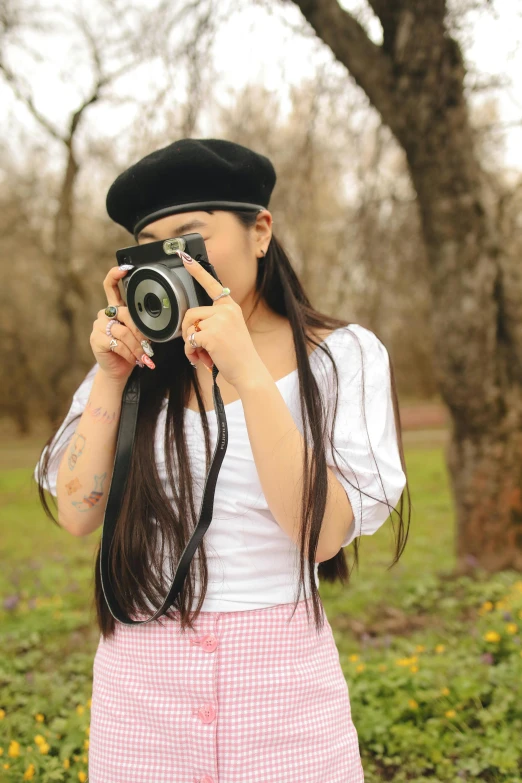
90,266,155,384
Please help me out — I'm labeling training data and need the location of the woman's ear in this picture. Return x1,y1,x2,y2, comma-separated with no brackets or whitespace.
254,209,272,256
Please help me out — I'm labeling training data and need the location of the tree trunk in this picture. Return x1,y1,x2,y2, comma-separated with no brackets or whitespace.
47,141,86,424
292,0,522,571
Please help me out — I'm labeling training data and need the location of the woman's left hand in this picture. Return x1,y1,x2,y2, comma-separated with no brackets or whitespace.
179,253,264,388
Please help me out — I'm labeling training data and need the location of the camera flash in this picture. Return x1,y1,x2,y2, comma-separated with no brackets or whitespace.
163,238,186,254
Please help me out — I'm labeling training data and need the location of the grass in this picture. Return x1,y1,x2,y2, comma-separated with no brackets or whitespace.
1,432,522,782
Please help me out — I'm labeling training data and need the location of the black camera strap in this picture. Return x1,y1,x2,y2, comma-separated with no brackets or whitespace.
99,362,228,625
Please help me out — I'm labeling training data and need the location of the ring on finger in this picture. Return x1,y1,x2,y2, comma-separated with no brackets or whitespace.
189,332,199,349
106,318,121,337
109,338,118,352
105,305,121,319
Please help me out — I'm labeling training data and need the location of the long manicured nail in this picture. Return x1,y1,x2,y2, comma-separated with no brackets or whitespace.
179,250,194,264
119,264,134,270
141,354,155,369
141,339,154,357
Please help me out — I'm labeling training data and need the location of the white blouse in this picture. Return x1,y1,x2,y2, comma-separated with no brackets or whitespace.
34,323,407,612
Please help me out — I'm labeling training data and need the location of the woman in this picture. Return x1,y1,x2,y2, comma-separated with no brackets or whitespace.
35,138,410,783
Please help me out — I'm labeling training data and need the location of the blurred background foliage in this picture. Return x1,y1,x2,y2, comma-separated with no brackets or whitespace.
2,0,522,779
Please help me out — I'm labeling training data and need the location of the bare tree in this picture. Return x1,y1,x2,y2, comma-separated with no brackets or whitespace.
288,0,522,571
0,0,216,422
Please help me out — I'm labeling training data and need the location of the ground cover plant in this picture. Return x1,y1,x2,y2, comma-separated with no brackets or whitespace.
1,437,521,781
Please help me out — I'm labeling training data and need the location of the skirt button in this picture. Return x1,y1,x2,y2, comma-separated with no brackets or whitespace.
198,704,216,724
201,634,218,652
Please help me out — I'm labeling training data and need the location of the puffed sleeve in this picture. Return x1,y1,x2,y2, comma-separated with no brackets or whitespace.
323,325,406,547
33,363,99,497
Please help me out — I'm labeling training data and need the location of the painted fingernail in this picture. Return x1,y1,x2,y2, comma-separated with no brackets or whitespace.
141,353,155,369
141,339,154,357
179,251,194,264
136,359,145,367
119,264,134,271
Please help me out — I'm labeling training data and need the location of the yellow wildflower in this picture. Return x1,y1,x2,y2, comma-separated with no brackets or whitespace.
3,763,10,769
39,742,50,755
378,664,387,672
506,623,518,635
83,739,89,750
441,687,450,696
356,663,365,672
410,665,419,673
445,709,456,718
348,654,359,662
435,644,445,654
76,705,85,716
23,762,36,780
0,748,3,755
73,754,80,761
8,740,20,758
78,771,87,782
415,645,426,653
34,735,45,746
63,759,70,769
481,601,493,613
82,754,88,762
85,726,90,736
396,655,418,667
35,714,45,723
0,709,5,720
87,698,92,708
495,600,507,610
484,630,501,643
408,699,418,709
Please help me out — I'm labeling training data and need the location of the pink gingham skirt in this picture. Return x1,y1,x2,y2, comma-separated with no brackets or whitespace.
88,598,364,783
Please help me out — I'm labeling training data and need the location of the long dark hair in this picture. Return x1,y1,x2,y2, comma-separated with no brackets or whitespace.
36,208,411,639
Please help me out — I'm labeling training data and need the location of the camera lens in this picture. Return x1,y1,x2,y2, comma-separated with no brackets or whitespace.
126,266,183,341
144,292,162,318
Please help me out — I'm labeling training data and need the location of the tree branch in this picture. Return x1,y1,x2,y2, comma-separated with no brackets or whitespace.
0,60,64,142
291,0,400,126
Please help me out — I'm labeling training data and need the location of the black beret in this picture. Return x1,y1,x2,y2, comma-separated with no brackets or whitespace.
106,138,277,236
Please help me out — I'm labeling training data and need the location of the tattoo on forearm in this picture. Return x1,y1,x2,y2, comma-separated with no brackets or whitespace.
68,434,86,471
66,477,82,495
85,400,117,424
72,473,107,512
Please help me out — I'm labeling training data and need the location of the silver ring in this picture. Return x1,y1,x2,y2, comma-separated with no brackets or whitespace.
109,338,118,351
211,286,231,302
104,304,121,319
106,319,120,337
189,332,198,349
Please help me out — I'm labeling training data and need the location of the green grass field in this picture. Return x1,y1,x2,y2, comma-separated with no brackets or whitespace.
1,432,522,782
